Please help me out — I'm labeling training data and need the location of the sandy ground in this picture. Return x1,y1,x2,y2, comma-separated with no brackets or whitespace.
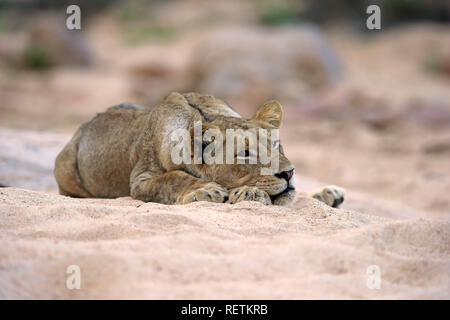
1,187,448,299
0,128,449,299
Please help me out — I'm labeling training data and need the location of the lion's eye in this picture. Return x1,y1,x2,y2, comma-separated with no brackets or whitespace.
237,150,251,158
271,141,280,149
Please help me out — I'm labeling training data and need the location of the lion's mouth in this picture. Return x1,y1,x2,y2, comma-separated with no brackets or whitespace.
270,187,295,202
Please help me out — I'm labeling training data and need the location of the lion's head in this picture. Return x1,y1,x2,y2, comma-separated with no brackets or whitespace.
179,95,296,206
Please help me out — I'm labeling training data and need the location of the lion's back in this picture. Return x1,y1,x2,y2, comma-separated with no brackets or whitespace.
76,103,151,197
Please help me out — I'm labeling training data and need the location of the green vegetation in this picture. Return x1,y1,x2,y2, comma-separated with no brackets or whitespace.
23,44,51,70
114,1,176,44
123,24,175,44
259,1,300,25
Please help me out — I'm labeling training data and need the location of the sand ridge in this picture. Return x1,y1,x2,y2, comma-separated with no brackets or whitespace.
0,187,448,299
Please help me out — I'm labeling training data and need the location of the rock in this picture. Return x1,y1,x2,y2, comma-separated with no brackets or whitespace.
188,25,341,107
0,127,65,192
23,14,94,68
0,33,27,67
422,138,450,154
403,97,450,128
303,86,401,130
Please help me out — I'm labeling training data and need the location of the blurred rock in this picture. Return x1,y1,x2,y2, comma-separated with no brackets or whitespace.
424,47,450,78
404,97,450,128
302,86,399,130
129,61,174,78
422,138,450,154
23,15,94,68
0,127,64,192
128,59,187,107
0,33,27,67
188,25,341,107
293,85,450,130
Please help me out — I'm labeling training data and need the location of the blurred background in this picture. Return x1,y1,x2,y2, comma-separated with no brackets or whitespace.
0,0,449,218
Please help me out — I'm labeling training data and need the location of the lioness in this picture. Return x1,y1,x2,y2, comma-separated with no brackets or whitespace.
54,92,345,207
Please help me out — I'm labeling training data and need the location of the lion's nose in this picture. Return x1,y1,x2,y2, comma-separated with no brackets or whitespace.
275,168,294,181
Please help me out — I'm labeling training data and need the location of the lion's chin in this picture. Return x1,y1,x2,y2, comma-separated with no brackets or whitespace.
271,187,297,206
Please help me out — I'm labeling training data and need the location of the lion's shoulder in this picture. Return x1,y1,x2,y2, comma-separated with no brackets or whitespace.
106,102,152,113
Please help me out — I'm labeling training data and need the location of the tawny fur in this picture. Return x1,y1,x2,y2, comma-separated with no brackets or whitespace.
54,92,345,207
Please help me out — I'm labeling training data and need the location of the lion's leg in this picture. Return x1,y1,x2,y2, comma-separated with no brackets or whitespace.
311,185,345,208
130,170,229,204
54,126,91,198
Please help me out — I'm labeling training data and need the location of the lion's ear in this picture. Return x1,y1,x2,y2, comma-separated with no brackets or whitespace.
254,100,283,128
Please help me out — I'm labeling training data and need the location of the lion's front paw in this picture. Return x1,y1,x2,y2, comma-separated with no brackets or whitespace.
312,185,345,208
178,182,229,204
227,186,271,205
